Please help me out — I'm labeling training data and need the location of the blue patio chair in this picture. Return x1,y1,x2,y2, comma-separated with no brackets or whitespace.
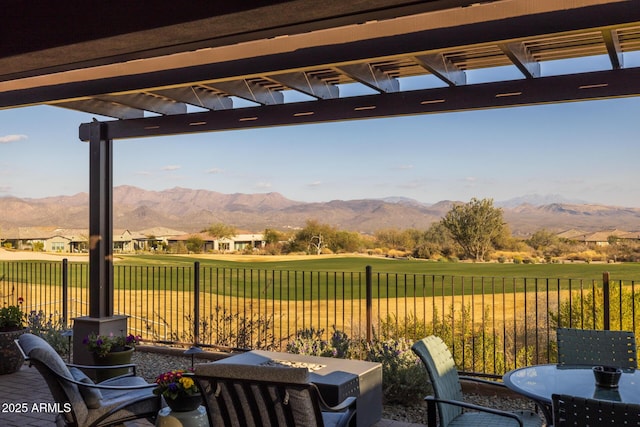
412,336,542,427
556,328,637,370
16,333,161,427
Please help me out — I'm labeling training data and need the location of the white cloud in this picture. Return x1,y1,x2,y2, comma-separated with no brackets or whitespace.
307,181,323,187
465,176,477,182
162,165,181,171
0,134,27,144
397,164,414,170
256,181,272,189
206,168,223,174
0,185,11,193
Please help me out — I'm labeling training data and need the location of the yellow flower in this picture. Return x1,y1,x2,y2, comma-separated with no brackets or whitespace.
179,377,194,389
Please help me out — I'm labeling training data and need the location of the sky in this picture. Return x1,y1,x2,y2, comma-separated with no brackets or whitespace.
2,56,640,208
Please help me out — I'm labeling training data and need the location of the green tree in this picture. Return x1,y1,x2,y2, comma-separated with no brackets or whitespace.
291,220,337,255
186,235,204,253
441,198,505,261
205,223,236,239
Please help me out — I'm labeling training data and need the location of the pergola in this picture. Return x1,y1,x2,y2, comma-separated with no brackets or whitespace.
2,0,640,356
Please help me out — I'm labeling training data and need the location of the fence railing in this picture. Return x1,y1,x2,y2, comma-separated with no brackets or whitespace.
1,259,638,376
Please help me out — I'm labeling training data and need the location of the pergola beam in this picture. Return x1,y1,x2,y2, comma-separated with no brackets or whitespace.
98,93,187,115
58,99,144,119
80,67,640,141
335,63,399,93
208,80,283,105
413,53,466,86
269,72,339,99
500,42,541,79
602,29,624,69
152,87,233,110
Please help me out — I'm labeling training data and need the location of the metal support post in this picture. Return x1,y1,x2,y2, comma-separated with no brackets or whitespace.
88,121,114,318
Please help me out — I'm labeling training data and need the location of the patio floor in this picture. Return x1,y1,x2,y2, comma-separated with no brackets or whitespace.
1,363,423,427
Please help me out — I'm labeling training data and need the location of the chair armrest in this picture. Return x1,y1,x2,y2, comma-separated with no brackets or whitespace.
63,376,157,391
67,362,137,376
424,395,524,427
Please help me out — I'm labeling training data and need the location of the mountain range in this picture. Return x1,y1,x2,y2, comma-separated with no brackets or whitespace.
1,186,639,236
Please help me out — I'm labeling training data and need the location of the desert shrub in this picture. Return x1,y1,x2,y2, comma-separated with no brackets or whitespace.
287,326,428,405
377,312,429,342
286,327,351,358
365,337,429,404
162,306,275,350
32,241,44,252
27,310,71,357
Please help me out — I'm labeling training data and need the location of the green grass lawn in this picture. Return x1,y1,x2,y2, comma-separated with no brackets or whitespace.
115,254,640,281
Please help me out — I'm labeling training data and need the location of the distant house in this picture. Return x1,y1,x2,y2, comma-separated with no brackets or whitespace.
2,227,88,252
167,232,265,252
561,229,634,246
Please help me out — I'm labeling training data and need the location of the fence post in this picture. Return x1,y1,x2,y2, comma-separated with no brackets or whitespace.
62,258,68,325
193,262,200,345
366,265,372,344
603,271,610,330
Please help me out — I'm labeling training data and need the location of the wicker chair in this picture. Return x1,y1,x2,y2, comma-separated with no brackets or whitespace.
556,328,637,370
411,336,542,427
16,333,161,427
194,362,356,427
552,393,640,426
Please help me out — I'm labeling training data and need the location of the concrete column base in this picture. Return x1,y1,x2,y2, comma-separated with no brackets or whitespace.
72,315,129,365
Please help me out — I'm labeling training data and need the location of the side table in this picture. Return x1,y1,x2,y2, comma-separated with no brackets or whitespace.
155,406,208,427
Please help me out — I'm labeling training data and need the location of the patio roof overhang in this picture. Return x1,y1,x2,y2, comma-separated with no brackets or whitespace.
3,0,640,318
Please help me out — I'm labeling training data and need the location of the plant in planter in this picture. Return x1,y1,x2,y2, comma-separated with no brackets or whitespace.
83,332,141,381
153,369,202,412
0,295,26,375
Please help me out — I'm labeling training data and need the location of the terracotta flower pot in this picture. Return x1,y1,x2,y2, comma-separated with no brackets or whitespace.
0,328,27,375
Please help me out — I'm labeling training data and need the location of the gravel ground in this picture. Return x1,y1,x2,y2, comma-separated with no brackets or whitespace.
132,348,546,425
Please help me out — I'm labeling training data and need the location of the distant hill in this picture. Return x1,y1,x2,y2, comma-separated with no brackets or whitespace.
1,186,639,236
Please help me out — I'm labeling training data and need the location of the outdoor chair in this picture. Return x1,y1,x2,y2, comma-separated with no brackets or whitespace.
16,333,161,427
552,393,640,426
194,362,356,427
411,336,542,427
556,328,637,370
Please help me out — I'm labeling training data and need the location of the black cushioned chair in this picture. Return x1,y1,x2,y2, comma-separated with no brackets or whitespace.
194,362,356,427
552,393,640,426
17,333,161,427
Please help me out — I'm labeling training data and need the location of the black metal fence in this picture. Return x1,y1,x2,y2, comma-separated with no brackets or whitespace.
1,260,638,376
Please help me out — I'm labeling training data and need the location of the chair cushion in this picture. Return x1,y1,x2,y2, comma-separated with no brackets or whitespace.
69,367,103,409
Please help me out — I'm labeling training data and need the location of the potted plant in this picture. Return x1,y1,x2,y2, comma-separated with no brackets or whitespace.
153,369,202,412
83,331,141,381
0,295,26,374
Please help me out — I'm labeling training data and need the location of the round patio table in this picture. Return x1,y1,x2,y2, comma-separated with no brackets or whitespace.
503,364,640,425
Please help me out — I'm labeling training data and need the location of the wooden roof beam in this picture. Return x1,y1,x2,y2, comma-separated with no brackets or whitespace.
209,80,283,105
335,63,399,93
413,53,466,86
500,42,541,79
152,87,233,110
269,72,339,99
